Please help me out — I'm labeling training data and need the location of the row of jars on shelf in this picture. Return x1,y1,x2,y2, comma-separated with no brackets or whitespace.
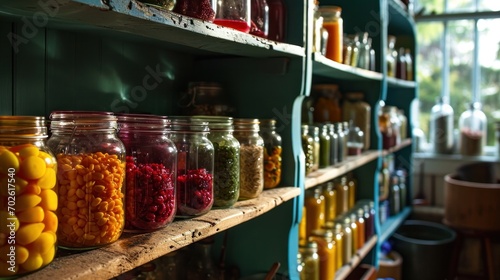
379,103,408,150
378,155,408,225
298,198,376,280
138,0,286,42
0,112,283,277
387,35,414,81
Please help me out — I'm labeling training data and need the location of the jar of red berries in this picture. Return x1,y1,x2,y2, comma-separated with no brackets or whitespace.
170,116,215,217
117,113,178,232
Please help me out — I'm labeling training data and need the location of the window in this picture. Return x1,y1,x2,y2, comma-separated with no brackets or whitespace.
415,0,500,150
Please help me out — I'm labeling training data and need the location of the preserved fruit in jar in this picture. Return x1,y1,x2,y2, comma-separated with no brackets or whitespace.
259,119,282,189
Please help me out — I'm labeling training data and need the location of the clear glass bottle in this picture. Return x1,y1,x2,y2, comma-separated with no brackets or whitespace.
0,116,58,277
172,0,216,21
312,84,342,124
342,91,371,150
305,187,325,238
356,32,370,70
405,48,414,81
214,0,251,33
386,35,397,77
194,116,240,208
350,33,360,67
322,181,337,223
267,0,286,42
297,241,320,280
169,117,214,217
259,119,282,189
326,123,338,165
369,39,376,71
346,172,357,209
335,122,346,163
47,111,126,250
318,124,331,168
459,102,487,156
308,125,320,172
379,106,400,149
396,168,407,210
318,6,343,63
233,118,264,199
342,34,353,65
117,113,177,232
338,218,352,265
398,109,408,141
430,96,454,154
346,121,364,156
309,229,336,280
301,125,315,175
250,0,269,38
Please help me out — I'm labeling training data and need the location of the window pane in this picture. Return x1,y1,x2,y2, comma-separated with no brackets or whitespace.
479,0,500,12
446,0,475,13
415,0,445,14
478,18,500,146
416,22,444,136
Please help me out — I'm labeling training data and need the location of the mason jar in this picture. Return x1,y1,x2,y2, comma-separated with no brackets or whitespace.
233,119,264,200
259,119,282,189
169,117,214,217
117,114,177,232
47,111,126,250
297,241,320,280
305,187,325,238
0,116,58,277
301,125,315,175
194,116,240,208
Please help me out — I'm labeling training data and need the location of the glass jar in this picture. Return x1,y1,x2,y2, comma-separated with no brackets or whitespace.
322,182,336,223
318,124,331,168
267,0,286,42
356,32,370,70
0,116,58,277
312,84,342,124
379,105,400,149
369,39,376,71
305,187,325,238
233,118,264,199
335,122,347,163
299,206,307,246
405,48,414,81
342,91,371,150
346,121,364,156
250,0,269,38
355,207,366,249
350,34,360,67
389,175,401,216
214,0,251,33
194,116,240,208
259,119,282,189
430,96,454,154
346,172,356,209
301,125,315,175
178,82,235,116
342,34,353,65
386,35,397,77
185,237,222,280
326,123,338,165
297,241,320,280
169,117,214,217
335,176,349,216
308,125,320,172
139,0,176,10
398,109,408,141
395,168,407,210
348,214,358,255
459,102,487,156
309,229,336,280
318,6,343,63
338,218,352,265
396,47,407,80
172,0,216,21
117,114,177,232
47,111,126,250
378,156,390,201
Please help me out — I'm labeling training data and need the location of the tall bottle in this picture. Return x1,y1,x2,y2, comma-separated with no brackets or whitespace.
386,35,397,77
430,96,454,154
459,102,487,156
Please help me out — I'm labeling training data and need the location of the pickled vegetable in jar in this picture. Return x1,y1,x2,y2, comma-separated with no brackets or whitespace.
117,114,177,232
259,119,282,189
0,116,58,277
301,125,315,175
47,111,126,250
169,117,214,217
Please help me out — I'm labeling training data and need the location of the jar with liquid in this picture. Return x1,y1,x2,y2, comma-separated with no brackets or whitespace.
305,187,325,238
169,117,214,218
346,172,357,209
302,125,315,175
259,119,282,189
335,176,349,216
214,0,251,33
318,124,331,168
357,32,370,70
346,121,364,156
297,241,320,280
459,102,487,156
355,207,366,249
379,106,400,149
267,0,286,42
386,35,397,77
312,84,342,124
308,125,320,172
348,214,359,255
250,0,269,38
378,156,390,201
389,175,401,215
309,229,337,280
0,116,58,277
318,6,343,63
233,118,264,199
430,96,454,154
117,113,177,232
322,181,337,223
338,218,352,265
335,122,347,163
342,91,371,150
47,111,126,249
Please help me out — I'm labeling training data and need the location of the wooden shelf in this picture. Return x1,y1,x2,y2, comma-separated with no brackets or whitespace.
22,187,300,280
305,150,380,189
336,235,378,280
312,53,383,81
383,138,412,156
0,0,305,58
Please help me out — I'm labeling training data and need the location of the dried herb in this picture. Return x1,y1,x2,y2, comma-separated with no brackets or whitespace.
212,142,240,207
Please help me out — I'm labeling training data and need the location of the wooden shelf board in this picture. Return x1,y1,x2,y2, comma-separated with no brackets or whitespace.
382,138,412,156
312,53,383,81
22,187,300,280
336,235,378,280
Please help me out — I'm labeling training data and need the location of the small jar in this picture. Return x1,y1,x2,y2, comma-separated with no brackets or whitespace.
117,114,177,232
318,124,331,168
355,207,366,249
259,119,282,189
321,182,337,223
305,187,325,238
308,125,320,172
459,102,487,156
196,116,240,208
172,0,216,21
389,175,401,215
309,229,337,280
297,241,320,280
318,5,343,63
0,116,58,277
233,118,264,200
386,35,397,77
267,0,286,42
214,0,251,33
301,125,315,175
47,111,126,250
342,91,371,150
170,117,214,217
356,32,370,70
312,84,342,124
326,123,338,165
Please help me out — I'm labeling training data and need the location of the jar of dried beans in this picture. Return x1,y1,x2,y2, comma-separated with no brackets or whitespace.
0,116,58,277
169,117,214,217
116,114,177,232
233,118,264,200
47,111,126,250
258,119,282,189
193,116,240,208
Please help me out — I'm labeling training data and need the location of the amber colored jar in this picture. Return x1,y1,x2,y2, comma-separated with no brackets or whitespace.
322,181,337,223
355,207,366,249
346,173,357,209
0,116,58,277
335,176,349,216
309,229,337,280
339,218,352,265
318,6,343,63
297,241,320,280
299,206,308,246
348,214,359,255
312,84,342,124
305,188,325,238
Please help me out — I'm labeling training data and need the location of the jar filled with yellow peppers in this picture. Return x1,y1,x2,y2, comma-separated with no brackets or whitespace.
47,111,126,250
258,119,282,189
0,116,58,277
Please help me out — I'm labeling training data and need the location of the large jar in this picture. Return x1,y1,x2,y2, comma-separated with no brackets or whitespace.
195,116,240,208
459,102,487,156
47,111,126,250
312,84,342,124
169,117,214,217
318,5,343,63
342,92,371,150
430,96,454,154
233,118,264,200
117,114,177,232
0,116,58,277
259,119,282,189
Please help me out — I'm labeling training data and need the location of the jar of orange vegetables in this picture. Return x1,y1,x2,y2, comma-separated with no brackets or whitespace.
0,116,58,277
